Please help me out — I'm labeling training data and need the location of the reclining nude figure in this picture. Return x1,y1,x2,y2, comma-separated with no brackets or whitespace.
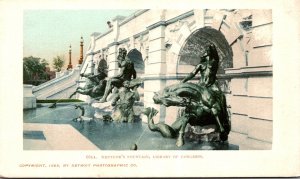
143,44,230,147
99,48,137,103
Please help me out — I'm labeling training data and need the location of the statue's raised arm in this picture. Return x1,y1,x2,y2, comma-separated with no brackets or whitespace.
181,63,203,83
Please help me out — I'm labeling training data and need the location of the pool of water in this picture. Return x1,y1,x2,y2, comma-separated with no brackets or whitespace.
23,103,238,150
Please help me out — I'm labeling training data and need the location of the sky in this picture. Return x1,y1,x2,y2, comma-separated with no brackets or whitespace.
23,9,137,70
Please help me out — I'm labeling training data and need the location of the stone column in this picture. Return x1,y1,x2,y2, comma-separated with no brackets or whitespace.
107,45,119,77
67,45,73,70
143,23,167,123
79,36,84,64
106,16,123,77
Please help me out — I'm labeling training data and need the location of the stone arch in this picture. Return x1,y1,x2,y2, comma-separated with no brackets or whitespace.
127,48,145,75
173,9,254,94
97,58,108,74
127,48,145,104
167,9,251,76
177,27,233,75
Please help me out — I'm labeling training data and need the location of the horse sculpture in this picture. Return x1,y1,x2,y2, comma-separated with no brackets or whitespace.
143,44,230,147
69,71,107,99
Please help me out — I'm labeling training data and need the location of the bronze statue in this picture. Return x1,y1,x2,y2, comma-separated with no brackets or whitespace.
111,80,141,122
144,44,230,147
99,48,137,103
48,101,57,108
72,105,85,122
103,114,113,122
69,70,107,99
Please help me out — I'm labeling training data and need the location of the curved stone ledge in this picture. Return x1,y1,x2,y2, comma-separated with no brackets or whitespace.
33,69,76,92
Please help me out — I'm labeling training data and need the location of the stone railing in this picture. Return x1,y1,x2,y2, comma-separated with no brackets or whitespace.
33,68,81,99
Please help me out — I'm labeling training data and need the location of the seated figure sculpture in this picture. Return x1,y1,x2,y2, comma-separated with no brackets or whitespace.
99,48,137,103
143,44,230,147
69,68,107,99
111,81,140,122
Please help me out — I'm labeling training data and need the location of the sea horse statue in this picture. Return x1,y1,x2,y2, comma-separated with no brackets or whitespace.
69,70,107,99
143,44,230,147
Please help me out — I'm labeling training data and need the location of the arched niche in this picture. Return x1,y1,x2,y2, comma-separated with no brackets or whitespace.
178,27,233,75
127,48,145,104
127,48,145,75
97,58,108,75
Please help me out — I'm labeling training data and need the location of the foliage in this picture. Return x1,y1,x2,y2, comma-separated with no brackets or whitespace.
52,55,65,72
37,99,84,103
23,56,49,85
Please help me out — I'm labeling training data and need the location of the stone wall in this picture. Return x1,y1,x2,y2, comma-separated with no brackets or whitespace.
224,10,273,149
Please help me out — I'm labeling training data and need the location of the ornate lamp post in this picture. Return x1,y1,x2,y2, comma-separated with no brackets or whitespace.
67,44,73,70
79,36,84,64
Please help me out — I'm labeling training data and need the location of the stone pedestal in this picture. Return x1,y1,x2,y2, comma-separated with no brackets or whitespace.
185,125,221,142
184,125,238,150
23,85,36,109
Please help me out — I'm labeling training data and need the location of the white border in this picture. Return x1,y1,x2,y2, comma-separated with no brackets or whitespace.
0,0,300,177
